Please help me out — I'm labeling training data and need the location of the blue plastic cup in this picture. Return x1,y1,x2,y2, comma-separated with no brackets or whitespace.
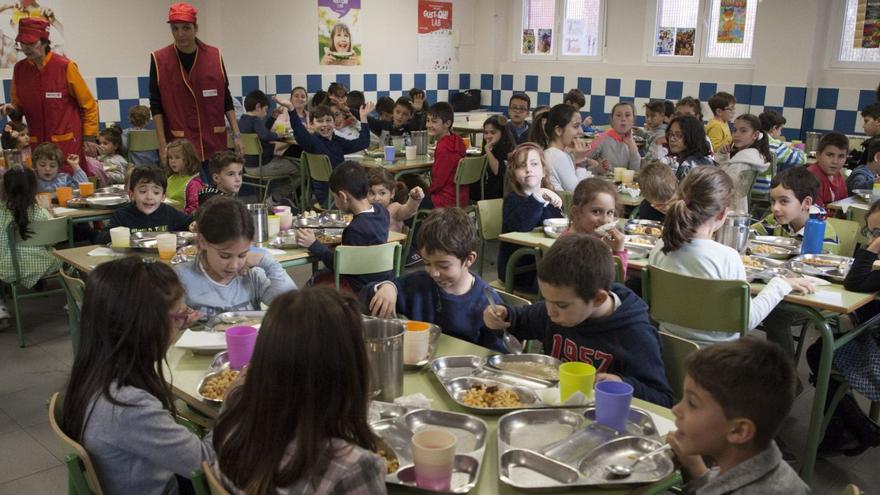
594,381,633,431
384,145,396,162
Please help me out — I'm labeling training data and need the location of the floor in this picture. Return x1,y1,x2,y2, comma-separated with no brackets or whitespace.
0,244,878,494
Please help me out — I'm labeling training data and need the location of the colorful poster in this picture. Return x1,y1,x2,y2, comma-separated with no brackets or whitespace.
855,0,880,48
716,0,746,44
562,18,596,56
0,0,65,71
318,0,361,66
522,29,535,54
656,27,675,55
674,28,695,56
417,0,454,71
537,28,553,53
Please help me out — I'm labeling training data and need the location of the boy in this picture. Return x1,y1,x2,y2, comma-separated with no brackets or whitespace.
643,100,668,147
483,234,674,406
637,161,676,222
425,101,467,209
506,93,531,145
849,102,880,169
32,142,87,192
758,111,806,172
807,132,849,207
366,208,505,351
848,137,880,193
198,150,244,206
237,90,298,182
123,104,159,166
668,338,808,494
563,88,595,134
705,92,736,152
375,96,395,122
100,167,192,243
295,161,390,292
409,87,428,130
367,97,418,138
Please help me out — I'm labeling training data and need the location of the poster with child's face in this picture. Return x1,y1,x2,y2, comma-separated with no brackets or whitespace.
0,0,65,72
318,0,361,66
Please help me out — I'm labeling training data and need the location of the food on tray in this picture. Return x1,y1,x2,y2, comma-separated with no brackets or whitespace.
801,257,840,267
594,222,617,237
741,256,764,269
178,245,198,256
377,449,399,474
461,384,523,408
213,317,262,332
200,369,240,400
342,213,354,223
630,225,662,236
750,244,787,255
496,361,559,381
316,232,342,244
626,236,655,247
303,210,318,219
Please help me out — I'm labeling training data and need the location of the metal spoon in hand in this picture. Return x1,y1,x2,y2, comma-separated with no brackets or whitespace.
605,444,672,477
482,287,523,354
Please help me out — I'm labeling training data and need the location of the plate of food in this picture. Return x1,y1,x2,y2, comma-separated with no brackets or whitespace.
747,241,799,260
788,254,853,282
624,220,663,237
543,218,570,238
196,352,239,403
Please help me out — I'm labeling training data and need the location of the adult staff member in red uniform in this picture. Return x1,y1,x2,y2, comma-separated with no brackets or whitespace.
0,18,99,172
150,2,242,182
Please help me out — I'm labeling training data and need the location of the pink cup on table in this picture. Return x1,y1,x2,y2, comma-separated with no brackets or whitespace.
225,326,258,369
412,429,457,490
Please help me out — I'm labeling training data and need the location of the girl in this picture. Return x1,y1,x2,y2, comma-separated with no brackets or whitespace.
97,126,129,184
174,196,297,318
165,139,203,214
648,166,812,346
568,178,628,273
1,122,31,169
475,115,515,200
124,105,160,166
590,102,641,171
290,86,309,123
213,288,385,494
498,143,564,290
61,257,211,495
528,107,551,148
367,167,423,233
675,96,704,122
0,167,59,328
543,104,593,192
719,113,772,214
321,23,360,66
665,115,716,182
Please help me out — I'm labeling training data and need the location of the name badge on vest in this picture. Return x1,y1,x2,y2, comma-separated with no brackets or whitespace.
202,89,218,97
45,92,63,99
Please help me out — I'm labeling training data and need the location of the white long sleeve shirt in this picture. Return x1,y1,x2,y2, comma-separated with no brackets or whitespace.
545,147,588,192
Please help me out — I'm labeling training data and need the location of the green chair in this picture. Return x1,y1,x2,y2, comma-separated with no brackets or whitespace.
333,242,402,290
191,469,211,495
640,471,685,495
7,216,68,347
642,265,750,338
612,255,625,283
403,209,432,262
58,269,85,355
827,217,859,257
488,246,543,302
48,392,105,495
455,155,487,209
202,461,230,495
659,331,700,402
559,190,573,216
846,205,869,250
126,129,159,164
301,152,334,210
476,199,503,277
240,133,297,203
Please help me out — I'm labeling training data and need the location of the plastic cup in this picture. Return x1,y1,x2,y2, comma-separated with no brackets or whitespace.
622,169,635,184
405,145,418,161
462,136,471,149
613,167,626,182
55,186,73,207
271,205,291,215
404,321,431,365
156,233,177,260
412,429,457,490
267,215,281,237
384,145,396,162
279,212,294,231
594,381,634,432
109,226,130,248
225,325,258,370
78,181,94,197
36,192,53,210
559,362,596,403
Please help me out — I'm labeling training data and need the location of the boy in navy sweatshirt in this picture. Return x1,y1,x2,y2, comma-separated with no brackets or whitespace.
484,233,673,406
295,161,390,292
365,208,505,351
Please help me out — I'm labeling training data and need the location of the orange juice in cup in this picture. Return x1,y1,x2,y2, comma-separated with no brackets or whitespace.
78,181,94,197
55,187,73,207
156,233,177,261
462,136,471,149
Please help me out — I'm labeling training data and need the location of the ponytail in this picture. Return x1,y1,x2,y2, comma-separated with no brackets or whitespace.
660,166,734,254
732,114,773,164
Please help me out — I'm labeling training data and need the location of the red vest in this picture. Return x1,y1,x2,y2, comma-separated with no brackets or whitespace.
152,41,228,161
13,52,84,171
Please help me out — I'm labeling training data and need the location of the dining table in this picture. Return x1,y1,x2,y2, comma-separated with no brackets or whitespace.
51,206,118,246
360,154,435,180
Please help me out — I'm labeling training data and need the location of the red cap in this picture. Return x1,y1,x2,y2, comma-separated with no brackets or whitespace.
167,2,197,24
16,17,49,44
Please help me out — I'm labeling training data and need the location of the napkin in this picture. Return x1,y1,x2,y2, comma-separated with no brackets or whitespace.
87,247,121,257
344,153,365,160
395,393,433,410
174,329,227,351
53,207,79,215
536,388,592,407
649,412,676,437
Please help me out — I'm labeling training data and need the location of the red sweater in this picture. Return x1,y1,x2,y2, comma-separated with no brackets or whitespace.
807,164,848,207
429,133,467,208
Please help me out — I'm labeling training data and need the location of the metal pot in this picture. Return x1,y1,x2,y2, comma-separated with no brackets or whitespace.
247,203,269,244
362,317,405,402
411,130,429,155
714,213,751,253
805,132,822,153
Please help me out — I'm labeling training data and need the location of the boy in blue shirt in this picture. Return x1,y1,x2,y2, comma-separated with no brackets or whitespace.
847,137,880,193
506,93,531,145
483,233,673,406
366,208,505,351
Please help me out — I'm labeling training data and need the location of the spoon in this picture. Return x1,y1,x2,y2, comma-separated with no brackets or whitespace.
605,444,672,477
482,287,523,354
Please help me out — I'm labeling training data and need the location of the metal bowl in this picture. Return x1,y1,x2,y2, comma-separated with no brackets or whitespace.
853,189,873,202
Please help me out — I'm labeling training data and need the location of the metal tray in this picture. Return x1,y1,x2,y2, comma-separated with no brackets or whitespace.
486,354,561,383
747,241,799,260
752,235,801,249
430,355,487,382
85,195,129,207
852,189,873,202
195,351,237,404
444,377,542,414
788,253,853,283
371,408,488,493
130,231,197,250
294,211,351,229
206,311,265,332
404,322,443,370
268,231,299,249
741,255,783,278
624,220,662,237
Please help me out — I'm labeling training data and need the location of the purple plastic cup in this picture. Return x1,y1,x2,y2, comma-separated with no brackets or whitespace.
225,325,258,370
594,381,634,431
384,145,396,162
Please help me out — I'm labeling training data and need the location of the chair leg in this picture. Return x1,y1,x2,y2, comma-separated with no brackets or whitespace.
793,320,811,365
10,285,24,347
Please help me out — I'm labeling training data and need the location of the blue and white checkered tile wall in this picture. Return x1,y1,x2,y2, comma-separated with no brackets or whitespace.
0,72,874,139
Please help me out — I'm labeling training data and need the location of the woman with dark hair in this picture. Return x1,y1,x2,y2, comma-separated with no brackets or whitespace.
666,115,716,182
543,103,594,192
61,257,210,494
213,288,386,494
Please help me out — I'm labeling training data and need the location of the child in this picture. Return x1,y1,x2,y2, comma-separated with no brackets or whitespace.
425,102,467,208
590,102,641,171
61,257,212,495
476,115,515,200
366,167,423,233
1,121,31,167
164,139,203,214
648,166,812,346
705,91,736,152
198,150,244,206
665,115,715,182
759,110,806,172
498,143,564,290
807,132,849,207
0,167,60,329
213,288,385,494
176,196,296,317
563,88,595,134
290,86,309,123
123,105,160,166
637,161,676,221
320,23,360,65
367,208,506,351
97,126,128,184
667,338,809,494
849,102,880,169
506,93,532,145
675,96,704,123
848,137,880,193
375,96,395,122
367,96,418,138
719,114,771,214
663,100,675,124
544,104,594,191
527,105,552,145
295,161,390,292
101,167,193,243
484,234,674,407
409,87,428,130
238,90,298,176
568,178,628,272
32,142,88,193
643,100,668,148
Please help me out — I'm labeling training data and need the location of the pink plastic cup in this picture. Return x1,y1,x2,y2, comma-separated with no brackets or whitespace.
225,325,258,369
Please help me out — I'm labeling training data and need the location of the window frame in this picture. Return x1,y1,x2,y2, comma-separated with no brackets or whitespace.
515,0,607,62
828,0,880,70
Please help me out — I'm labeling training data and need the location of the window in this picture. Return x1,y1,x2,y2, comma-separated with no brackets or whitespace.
836,0,880,65
647,0,757,64
520,0,604,60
